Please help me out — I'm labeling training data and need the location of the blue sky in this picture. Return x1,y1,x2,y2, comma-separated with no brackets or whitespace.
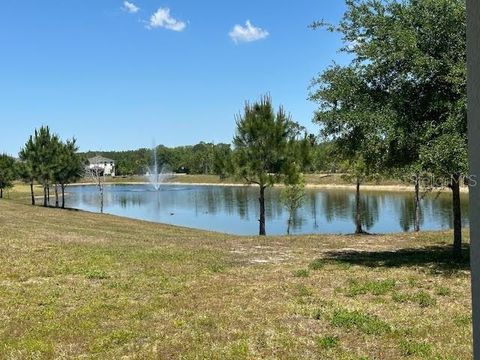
0,0,348,155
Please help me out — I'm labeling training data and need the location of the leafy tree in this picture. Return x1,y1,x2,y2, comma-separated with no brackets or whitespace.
311,0,466,255
419,132,468,253
192,142,215,174
310,65,386,234
287,127,315,174
232,95,302,235
310,141,340,173
0,154,16,199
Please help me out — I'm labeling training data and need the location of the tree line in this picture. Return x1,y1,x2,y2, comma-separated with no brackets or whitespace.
79,140,336,178
80,142,233,177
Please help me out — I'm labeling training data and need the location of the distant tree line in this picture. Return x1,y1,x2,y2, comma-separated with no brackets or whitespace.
80,143,230,177
79,140,337,178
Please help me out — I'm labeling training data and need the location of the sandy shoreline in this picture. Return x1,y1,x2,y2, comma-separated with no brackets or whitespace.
70,181,469,193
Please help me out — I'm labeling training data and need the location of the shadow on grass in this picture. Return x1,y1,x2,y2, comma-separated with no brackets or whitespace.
6,200,82,212
46,206,81,212
323,245,470,274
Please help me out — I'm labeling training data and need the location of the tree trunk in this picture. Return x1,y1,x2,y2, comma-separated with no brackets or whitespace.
100,184,104,214
0,188,3,199
414,174,421,232
47,185,50,206
43,185,48,207
30,182,35,206
259,185,266,236
355,178,363,234
61,185,66,209
54,184,59,208
451,173,462,258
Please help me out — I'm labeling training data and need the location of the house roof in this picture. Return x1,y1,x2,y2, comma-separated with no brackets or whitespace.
88,155,115,164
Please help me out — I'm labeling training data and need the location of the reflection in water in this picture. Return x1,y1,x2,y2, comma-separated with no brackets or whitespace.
66,185,469,236
308,192,319,229
396,195,424,232
357,196,380,231
321,191,350,223
317,191,380,232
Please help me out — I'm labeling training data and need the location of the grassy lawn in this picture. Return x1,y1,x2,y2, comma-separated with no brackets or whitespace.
0,187,472,359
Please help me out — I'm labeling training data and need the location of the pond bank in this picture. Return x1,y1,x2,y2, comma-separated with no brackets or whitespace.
72,179,469,193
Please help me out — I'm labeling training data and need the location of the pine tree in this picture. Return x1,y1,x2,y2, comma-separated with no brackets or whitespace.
232,95,303,235
0,154,16,199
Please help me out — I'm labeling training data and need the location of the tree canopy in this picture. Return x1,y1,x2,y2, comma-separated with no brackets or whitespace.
19,126,83,207
311,0,467,253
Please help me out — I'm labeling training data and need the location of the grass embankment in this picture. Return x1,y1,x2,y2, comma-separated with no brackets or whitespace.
79,173,411,188
79,174,467,192
0,187,472,359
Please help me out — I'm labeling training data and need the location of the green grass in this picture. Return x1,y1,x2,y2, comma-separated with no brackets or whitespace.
292,269,310,278
317,335,340,350
330,309,391,335
84,269,110,280
308,258,326,270
392,290,437,307
399,339,433,357
345,278,397,297
0,186,473,359
435,286,452,296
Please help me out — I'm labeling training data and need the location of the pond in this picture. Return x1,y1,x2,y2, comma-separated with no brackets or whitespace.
65,184,469,236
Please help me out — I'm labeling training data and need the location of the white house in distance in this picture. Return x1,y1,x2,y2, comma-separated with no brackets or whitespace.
88,155,116,176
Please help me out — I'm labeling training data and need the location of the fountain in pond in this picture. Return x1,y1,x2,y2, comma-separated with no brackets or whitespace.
146,145,173,190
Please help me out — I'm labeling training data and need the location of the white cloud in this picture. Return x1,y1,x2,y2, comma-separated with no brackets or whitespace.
123,1,139,14
229,20,269,43
147,8,186,31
